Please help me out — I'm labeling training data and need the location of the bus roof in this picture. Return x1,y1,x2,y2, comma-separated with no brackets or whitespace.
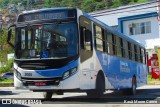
22,7,74,14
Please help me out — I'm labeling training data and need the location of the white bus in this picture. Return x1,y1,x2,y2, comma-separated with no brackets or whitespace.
7,8,148,99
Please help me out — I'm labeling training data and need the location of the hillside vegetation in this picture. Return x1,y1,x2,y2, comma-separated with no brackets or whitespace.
0,0,149,12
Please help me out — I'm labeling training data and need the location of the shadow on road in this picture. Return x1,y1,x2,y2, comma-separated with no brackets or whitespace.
40,89,160,104
0,91,18,96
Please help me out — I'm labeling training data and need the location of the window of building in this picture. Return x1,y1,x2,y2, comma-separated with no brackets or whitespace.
129,21,151,35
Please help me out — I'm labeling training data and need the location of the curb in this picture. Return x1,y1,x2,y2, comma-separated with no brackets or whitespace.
0,82,14,87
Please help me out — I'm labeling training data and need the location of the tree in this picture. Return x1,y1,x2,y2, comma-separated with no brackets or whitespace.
81,0,97,12
106,0,113,7
119,0,131,5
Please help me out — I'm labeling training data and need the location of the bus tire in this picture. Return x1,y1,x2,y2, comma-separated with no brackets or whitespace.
131,77,136,95
87,74,105,98
122,77,136,95
43,91,53,100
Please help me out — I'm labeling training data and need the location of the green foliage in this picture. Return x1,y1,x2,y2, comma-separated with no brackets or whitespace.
137,0,148,3
0,0,149,12
0,30,14,62
0,58,14,74
0,77,13,82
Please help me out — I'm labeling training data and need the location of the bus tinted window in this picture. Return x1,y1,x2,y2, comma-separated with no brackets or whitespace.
116,36,122,57
80,16,92,51
128,42,132,60
112,35,116,55
107,32,113,54
95,25,103,52
80,16,93,62
123,40,129,59
134,45,138,61
104,31,109,53
131,44,135,61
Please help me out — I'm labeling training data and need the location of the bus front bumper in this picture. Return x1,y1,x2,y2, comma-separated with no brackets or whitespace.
14,74,80,91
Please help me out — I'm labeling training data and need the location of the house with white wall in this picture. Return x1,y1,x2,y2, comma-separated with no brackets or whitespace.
90,0,159,58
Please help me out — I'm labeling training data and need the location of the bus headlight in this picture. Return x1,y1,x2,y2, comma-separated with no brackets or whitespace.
14,69,21,81
62,67,77,80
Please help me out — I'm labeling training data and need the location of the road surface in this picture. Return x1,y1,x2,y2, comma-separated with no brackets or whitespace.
0,85,160,106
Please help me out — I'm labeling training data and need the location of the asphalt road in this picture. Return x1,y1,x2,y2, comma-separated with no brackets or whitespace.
0,85,160,106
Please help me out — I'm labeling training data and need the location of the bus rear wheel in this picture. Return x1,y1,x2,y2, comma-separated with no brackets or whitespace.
87,74,105,98
122,77,136,95
131,77,136,95
43,91,53,100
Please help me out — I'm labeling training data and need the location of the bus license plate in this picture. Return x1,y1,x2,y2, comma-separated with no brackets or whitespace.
34,82,46,86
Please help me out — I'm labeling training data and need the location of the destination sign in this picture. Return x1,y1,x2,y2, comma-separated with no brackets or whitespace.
18,9,76,22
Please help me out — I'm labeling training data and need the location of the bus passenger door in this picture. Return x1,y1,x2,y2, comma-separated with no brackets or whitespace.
79,16,94,89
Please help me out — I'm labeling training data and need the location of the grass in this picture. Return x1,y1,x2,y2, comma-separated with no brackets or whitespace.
0,77,14,83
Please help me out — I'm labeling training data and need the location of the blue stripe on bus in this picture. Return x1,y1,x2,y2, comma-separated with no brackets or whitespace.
96,51,147,89
35,59,79,77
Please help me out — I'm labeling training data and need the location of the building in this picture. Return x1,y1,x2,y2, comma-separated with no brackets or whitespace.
90,0,160,58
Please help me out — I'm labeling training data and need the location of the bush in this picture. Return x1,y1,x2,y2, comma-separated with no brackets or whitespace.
0,58,14,74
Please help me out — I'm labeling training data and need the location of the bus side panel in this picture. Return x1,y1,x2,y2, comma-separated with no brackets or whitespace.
95,51,147,89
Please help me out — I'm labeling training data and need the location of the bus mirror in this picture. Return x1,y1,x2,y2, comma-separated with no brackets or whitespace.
7,29,12,42
7,24,16,49
84,29,91,42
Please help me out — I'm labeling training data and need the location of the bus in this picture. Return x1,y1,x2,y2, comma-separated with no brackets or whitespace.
7,8,148,99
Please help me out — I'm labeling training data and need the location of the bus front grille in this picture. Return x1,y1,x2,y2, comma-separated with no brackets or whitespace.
22,77,61,86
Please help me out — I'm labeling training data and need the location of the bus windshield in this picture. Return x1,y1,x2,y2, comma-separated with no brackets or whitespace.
15,22,78,59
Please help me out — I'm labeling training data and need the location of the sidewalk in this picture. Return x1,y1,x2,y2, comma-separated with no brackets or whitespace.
0,82,13,87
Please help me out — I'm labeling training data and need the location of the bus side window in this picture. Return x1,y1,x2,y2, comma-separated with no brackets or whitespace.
107,32,113,55
123,40,129,59
128,42,132,60
134,45,138,61
81,27,92,51
104,30,108,53
79,16,93,62
94,25,104,52
131,44,135,61
112,35,116,55
116,36,122,57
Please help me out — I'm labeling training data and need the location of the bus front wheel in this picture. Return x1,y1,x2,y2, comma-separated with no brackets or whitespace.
43,91,53,100
87,74,105,98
